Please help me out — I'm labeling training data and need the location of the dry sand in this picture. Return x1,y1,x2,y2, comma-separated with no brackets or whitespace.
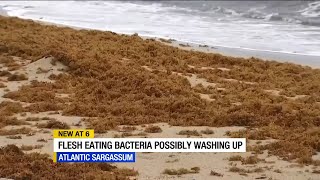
0,55,319,180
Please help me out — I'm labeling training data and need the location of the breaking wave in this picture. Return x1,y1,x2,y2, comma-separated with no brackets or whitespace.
300,1,320,17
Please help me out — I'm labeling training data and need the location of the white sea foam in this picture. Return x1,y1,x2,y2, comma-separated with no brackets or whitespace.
300,1,320,17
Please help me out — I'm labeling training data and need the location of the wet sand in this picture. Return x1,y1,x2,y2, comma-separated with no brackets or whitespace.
152,37,320,68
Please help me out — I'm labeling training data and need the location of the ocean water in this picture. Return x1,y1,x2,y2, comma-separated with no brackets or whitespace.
0,1,320,57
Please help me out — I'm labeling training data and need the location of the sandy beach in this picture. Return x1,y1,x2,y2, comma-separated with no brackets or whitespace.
0,15,320,180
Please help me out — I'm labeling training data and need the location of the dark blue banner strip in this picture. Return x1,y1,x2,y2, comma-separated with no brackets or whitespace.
56,152,135,163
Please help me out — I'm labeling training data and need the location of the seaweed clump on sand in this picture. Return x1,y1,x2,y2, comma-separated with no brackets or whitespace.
0,16,320,164
0,101,25,117
0,145,137,180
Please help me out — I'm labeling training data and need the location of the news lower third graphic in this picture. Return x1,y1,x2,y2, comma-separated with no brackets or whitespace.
53,130,246,163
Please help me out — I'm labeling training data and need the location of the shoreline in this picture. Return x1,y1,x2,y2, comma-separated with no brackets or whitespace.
32,17,320,68
152,37,320,68
0,12,319,68
42,20,320,69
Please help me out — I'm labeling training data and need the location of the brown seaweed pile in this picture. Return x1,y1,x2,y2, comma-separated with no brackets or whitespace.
0,145,137,180
0,16,320,164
